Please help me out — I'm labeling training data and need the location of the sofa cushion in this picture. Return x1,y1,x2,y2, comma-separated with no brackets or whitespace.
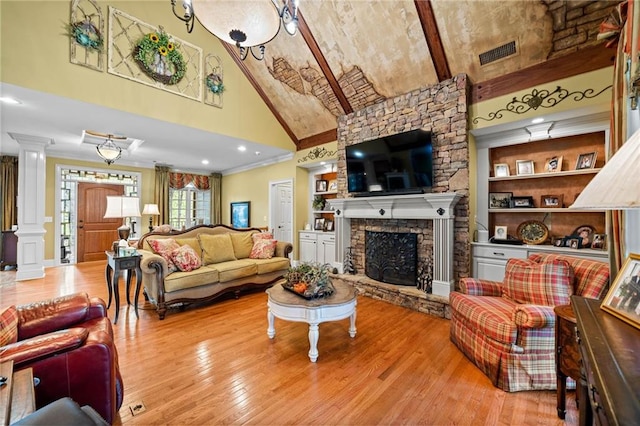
148,238,180,273
528,253,609,299
198,234,236,265
250,239,277,259
171,245,202,272
450,292,517,345
210,260,258,283
252,257,290,275
0,305,19,346
502,258,574,306
175,237,202,259
163,266,220,292
252,232,273,242
230,232,255,259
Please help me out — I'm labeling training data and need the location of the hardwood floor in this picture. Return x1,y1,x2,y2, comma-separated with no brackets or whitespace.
1,262,578,425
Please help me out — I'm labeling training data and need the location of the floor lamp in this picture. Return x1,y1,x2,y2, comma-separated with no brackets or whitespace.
142,203,160,232
104,196,141,242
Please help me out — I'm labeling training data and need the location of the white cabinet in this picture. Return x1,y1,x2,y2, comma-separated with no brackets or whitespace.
298,231,335,265
472,242,608,281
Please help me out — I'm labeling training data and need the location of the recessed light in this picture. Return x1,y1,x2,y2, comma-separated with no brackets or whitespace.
202,159,209,165
320,161,326,165
238,146,246,152
531,117,544,124
255,151,261,156
0,97,21,105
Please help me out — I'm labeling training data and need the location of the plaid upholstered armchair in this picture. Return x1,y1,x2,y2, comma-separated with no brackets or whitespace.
450,253,609,392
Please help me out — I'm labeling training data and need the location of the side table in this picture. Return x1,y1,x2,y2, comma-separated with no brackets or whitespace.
554,304,580,419
105,251,142,324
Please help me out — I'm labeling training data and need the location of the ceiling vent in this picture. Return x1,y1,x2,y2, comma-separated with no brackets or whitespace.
479,40,517,66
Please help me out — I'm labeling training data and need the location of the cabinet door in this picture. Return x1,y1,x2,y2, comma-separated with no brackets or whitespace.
473,257,509,281
299,237,317,263
318,234,335,264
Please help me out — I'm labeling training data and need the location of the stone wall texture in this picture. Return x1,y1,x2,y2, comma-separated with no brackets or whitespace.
336,74,470,311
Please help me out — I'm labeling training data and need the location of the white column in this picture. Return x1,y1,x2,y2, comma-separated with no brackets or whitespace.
431,217,456,297
10,133,51,281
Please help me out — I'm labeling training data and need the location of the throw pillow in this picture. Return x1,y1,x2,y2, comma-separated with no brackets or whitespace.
230,232,255,259
0,305,19,346
198,234,237,265
252,232,273,243
250,239,277,259
502,258,574,306
153,224,172,233
175,237,202,258
171,245,202,272
148,238,180,273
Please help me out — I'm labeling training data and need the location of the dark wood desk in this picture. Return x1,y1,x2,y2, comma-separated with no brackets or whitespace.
105,251,142,324
555,304,580,419
572,296,640,426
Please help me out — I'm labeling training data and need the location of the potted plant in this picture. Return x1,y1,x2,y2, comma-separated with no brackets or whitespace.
283,262,335,299
312,195,326,211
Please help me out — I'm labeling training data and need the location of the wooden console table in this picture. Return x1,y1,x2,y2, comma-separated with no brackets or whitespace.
572,296,640,425
554,304,580,419
0,361,35,426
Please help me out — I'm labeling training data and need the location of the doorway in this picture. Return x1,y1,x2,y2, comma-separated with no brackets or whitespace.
77,183,124,262
269,179,293,253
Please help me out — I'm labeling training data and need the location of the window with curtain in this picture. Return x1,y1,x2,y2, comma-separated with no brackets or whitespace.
169,183,211,230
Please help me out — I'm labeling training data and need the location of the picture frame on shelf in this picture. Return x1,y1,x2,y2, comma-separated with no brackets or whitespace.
328,179,337,191
515,159,535,175
315,179,328,192
230,201,250,228
493,163,510,177
569,238,579,249
575,152,597,170
600,253,640,330
573,224,595,247
544,155,563,172
510,195,535,208
494,225,508,240
591,233,607,249
314,217,325,231
489,192,512,209
541,194,563,208
324,220,334,232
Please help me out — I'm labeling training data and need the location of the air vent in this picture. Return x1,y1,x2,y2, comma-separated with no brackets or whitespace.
479,41,517,66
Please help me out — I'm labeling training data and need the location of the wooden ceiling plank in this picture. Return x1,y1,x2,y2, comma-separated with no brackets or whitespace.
414,0,451,82
297,11,353,115
297,129,337,151
471,44,615,104
221,43,300,147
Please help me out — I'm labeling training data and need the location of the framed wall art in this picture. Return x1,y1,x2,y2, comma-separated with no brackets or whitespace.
601,254,640,330
230,201,250,228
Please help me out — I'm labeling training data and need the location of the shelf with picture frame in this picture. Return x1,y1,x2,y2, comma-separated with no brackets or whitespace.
472,110,610,280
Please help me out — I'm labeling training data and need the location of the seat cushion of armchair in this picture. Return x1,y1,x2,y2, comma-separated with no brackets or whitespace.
450,293,517,345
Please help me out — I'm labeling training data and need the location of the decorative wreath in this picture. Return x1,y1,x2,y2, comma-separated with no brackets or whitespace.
134,31,186,85
67,18,103,52
205,72,225,94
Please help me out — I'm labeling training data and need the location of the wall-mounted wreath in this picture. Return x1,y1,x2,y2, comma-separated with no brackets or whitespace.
134,30,186,85
206,72,225,94
66,17,103,52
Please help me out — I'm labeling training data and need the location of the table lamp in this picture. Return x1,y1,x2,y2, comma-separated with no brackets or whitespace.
142,203,160,232
104,196,141,241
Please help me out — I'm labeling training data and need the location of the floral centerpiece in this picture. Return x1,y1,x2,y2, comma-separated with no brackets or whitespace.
282,262,335,299
134,30,186,85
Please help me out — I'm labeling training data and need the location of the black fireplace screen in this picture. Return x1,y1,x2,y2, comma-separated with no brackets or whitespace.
365,231,417,286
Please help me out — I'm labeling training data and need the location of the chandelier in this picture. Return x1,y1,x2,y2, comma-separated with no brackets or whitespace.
95,134,122,165
171,0,299,61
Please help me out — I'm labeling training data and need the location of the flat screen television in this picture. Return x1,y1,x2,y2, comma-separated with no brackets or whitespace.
345,129,434,196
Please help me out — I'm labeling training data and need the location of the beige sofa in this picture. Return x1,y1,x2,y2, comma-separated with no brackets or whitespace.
137,225,292,319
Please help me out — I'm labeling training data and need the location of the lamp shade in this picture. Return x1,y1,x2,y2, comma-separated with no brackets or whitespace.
193,0,281,47
571,128,640,210
142,203,160,215
104,196,141,218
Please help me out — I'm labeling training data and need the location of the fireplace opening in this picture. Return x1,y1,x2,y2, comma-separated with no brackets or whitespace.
365,231,417,286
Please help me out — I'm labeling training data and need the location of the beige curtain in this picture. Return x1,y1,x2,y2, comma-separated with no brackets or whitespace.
154,165,170,225
210,173,222,224
1,156,18,230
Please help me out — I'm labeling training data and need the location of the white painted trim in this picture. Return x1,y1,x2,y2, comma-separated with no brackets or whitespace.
269,178,294,251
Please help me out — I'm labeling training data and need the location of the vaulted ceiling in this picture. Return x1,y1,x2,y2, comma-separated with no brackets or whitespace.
215,0,619,150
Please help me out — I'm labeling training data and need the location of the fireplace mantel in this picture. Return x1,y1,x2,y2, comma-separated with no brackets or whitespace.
330,192,463,298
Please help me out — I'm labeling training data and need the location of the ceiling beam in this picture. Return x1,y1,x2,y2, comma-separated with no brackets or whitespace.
297,129,337,151
221,43,300,148
471,44,616,104
414,0,451,82
297,11,353,115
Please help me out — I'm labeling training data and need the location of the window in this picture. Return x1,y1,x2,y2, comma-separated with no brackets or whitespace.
169,183,211,230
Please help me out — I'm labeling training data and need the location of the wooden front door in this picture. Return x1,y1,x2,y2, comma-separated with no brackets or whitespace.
77,183,124,262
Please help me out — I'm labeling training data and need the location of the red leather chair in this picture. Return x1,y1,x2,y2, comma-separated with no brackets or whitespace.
0,293,123,423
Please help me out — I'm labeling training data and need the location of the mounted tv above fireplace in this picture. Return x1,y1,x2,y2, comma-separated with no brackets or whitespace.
345,129,433,196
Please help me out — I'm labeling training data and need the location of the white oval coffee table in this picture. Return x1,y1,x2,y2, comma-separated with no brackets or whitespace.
266,280,357,362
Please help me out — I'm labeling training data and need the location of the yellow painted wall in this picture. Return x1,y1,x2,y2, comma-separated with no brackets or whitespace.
0,1,294,151
44,157,154,260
